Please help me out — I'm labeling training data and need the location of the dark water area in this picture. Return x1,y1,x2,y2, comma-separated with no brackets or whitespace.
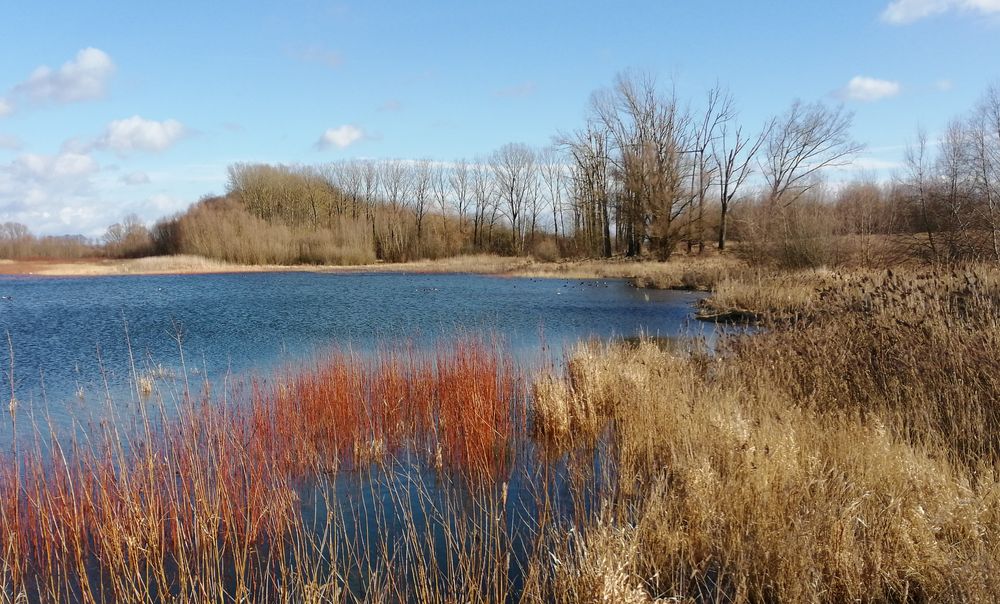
0,271,710,448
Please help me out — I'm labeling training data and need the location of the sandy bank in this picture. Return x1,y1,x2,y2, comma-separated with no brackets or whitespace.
0,253,745,289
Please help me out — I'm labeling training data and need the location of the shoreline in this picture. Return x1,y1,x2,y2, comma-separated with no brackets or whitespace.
0,253,744,289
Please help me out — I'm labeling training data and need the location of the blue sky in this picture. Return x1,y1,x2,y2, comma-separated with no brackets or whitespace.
1,0,998,236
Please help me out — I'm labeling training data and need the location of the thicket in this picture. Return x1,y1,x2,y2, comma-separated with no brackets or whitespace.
0,222,97,260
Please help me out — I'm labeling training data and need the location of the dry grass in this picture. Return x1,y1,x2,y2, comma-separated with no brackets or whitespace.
697,268,834,322
324,252,750,292
3,265,998,602
698,263,1000,325
508,254,749,291
0,255,307,277
2,252,749,292
119,254,261,274
532,265,1000,602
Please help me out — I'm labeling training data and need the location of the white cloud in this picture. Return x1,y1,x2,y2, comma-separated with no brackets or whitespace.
0,98,12,117
11,48,115,106
0,151,221,236
0,151,100,226
0,134,22,151
882,0,1000,23
121,171,150,185
98,116,186,154
317,125,365,149
16,152,99,180
147,193,188,214
839,76,901,102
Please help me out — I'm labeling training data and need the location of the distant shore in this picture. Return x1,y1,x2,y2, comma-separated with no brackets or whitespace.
0,253,743,290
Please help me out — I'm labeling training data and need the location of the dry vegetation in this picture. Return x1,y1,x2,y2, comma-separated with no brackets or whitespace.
532,266,1000,602
0,339,525,602
2,265,998,602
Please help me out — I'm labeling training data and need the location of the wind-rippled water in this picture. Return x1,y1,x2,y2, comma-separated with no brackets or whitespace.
0,271,709,447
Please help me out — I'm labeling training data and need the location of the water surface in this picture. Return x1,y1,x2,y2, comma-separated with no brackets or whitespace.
0,271,708,446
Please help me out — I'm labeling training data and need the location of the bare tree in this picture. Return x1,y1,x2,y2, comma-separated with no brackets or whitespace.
763,100,863,206
562,126,613,257
412,159,433,246
972,84,1000,261
379,159,412,259
470,158,495,250
902,129,940,262
431,162,451,242
380,160,410,214
711,105,771,251
335,160,365,221
104,214,151,258
936,119,976,260
449,159,471,238
538,147,568,240
836,178,894,267
686,85,732,253
491,143,536,254
524,168,546,248
591,72,693,260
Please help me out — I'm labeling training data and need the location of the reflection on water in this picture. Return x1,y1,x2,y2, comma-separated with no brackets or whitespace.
0,272,720,601
0,271,712,446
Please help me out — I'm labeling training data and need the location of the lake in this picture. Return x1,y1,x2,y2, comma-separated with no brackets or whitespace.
0,271,709,449
0,270,722,601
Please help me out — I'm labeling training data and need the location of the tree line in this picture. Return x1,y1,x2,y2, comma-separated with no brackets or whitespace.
2,72,999,267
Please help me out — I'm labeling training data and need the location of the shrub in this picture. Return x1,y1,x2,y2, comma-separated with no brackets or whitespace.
531,238,561,262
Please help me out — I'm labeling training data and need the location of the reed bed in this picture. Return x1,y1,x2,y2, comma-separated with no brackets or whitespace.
532,266,1000,602
3,266,999,602
0,338,526,603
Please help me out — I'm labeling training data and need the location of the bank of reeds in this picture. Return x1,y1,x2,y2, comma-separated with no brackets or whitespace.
3,266,999,602
531,266,1000,602
0,339,524,602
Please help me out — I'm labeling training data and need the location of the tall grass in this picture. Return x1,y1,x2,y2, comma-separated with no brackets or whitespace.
0,339,524,602
2,266,999,602
531,267,1000,602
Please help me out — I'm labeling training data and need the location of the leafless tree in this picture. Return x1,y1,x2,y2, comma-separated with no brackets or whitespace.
591,72,693,259
378,159,412,258
902,129,940,261
836,178,895,266
412,159,433,245
491,143,536,254
763,100,863,206
538,147,568,240
972,84,1000,261
936,119,977,260
686,85,732,253
562,126,613,257
524,168,546,248
431,162,451,241
380,160,409,215
449,159,471,238
361,160,380,219
333,160,364,221
711,104,771,250
470,158,495,249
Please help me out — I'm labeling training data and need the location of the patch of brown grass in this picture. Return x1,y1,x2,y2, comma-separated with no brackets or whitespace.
532,265,1000,601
